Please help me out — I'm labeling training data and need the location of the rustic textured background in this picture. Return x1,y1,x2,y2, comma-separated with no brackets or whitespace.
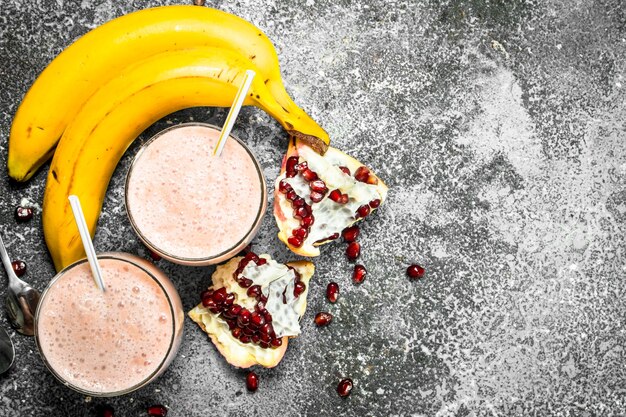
0,0,625,415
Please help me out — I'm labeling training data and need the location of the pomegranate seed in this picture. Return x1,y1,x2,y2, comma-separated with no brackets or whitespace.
342,226,360,242
15,206,33,222
352,265,367,284
98,405,114,417
247,285,262,298
301,168,318,181
271,337,283,347
231,327,242,339
202,297,216,310
310,191,324,203
11,260,26,277
147,405,168,417
292,227,308,239
259,341,270,348
301,215,314,227
288,236,303,247
243,252,260,264
227,305,242,318
314,312,333,326
212,287,227,304
326,282,339,303
200,288,214,299
339,194,349,204
256,258,267,266
246,372,259,391
346,242,361,261
369,199,381,208
354,166,370,182
259,294,268,304
238,278,253,288
293,281,306,297
278,179,292,193
366,175,379,185
240,335,251,343
286,156,299,177
292,197,305,207
264,311,273,323
294,206,308,219
250,312,265,327
310,179,327,193
329,189,342,202
260,323,274,335
295,161,308,171
223,293,235,307
339,166,351,175
227,320,237,330
337,378,353,397
148,250,162,261
286,190,297,201
356,205,370,218
407,264,425,279
252,334,260,344
237,309,251,327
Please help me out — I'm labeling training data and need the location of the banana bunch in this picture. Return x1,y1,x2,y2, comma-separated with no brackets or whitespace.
6,5,329,271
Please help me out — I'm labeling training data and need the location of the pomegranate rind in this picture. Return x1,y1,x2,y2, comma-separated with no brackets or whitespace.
274,139,388,257
188,256,314,369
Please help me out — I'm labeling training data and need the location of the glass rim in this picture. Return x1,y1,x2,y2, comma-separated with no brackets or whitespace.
34,253,178,397
124,122,267,263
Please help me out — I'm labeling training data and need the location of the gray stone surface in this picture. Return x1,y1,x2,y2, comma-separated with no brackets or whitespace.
0,0,625,415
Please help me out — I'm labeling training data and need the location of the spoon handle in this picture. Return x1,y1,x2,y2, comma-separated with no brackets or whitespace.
0,234,19,283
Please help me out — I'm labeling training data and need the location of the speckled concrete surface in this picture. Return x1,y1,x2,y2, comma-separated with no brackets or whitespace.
0,0,625,415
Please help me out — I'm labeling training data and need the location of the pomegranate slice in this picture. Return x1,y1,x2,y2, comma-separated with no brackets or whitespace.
274,140,387,257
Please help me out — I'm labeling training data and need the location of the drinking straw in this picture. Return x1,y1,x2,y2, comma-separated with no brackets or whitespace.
68,195,106,292
213,69,256,157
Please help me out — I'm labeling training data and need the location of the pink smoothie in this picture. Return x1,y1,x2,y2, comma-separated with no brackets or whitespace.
36,254,182,395
126,124,265,263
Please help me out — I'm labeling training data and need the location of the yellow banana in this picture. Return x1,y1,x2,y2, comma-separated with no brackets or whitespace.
9,5,328,182
43,47,317,271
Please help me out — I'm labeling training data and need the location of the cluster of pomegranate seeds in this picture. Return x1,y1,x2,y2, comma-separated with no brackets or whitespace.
407,264,425,279
314,312,333,327
352,265,367,284
337,378,354,397
11,260,26,277
246,371,259,391
15,206,33,222
147,405,168,417
326,282,339,303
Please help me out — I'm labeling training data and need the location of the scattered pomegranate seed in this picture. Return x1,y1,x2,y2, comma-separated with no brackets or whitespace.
314,312,333,326
15,206,33,222
288,236,303,247
369,199,381,208
354,166,370,182
148,250,162,261
246,371,259,391
339,166,351,175
337,378,353,397
326,282,339,303
309,179,327,193
293,281,306,297
147,404,168,417
98,405,115,417
356,205,370,218
346,242,361,261
310,191,324,202
301,168,318,181
11,260,26,277
352,265,367,284
342,226,359,242
407,264,425,279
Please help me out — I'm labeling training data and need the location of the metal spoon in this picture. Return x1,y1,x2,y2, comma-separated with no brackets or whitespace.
0,233,40,336
0,326,15,374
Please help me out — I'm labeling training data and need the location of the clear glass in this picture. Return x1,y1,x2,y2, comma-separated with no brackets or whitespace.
34,252,184,397
124,123,267,266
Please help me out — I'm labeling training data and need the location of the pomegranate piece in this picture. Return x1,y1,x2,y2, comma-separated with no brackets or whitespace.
346,242,361,261
326,282,339,303
15,206,33,222
147,405,168,417
354,166,370,183
11,260,26,277
288,236,303,247
407,264,425,279
352,265,367,284
314,312,333,327
246,371,259,391
339,166,351,175
293,281,306,297
337,378,353,397
342,226,359,242
309,179,327,193
356,205,370,219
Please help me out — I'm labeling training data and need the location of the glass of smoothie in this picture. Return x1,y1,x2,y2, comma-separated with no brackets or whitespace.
125,123,267,266
34,252,184,397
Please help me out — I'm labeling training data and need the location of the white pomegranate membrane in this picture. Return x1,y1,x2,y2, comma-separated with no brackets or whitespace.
125,123,265,265
198,252,307,349
35,254,183,395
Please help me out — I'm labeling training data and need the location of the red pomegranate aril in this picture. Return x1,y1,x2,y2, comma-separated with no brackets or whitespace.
212,287,227,304
148,250,162,261
294,206,308,219
237,309,251,327
256,258,267,266
99,405,115,417
407,264,425,279
301,215,314,227
310,191,324,203
339,194,349,204
227,320,237,330
301,168,318,181
292,227,308,239
314,312,333,326
286,190,297,201
250,312,265,327
231,327,242,339
352,265,367,284
326,282,339,303
243,252,260,264
328,233,339,240
240,335,251,343
259,341,270,349
260,323,274,335
15,206,33,222
339,166,351,175
242,326,255,336
11,260,26,277
259,294,268,304
310,179,327,193
271,338,283,347
264,312,273,323
278,179,292,193
246,371,259,391
356,205,370,218
342,226,360,242
252,334,260,344
329,189,342,202
147,405,168,417
202,297,216,309
354,166,370,182
293,281,306,297
295,161,308,171
337,378,353,397
346,242,361,261
369,199,381,208
246,285,262,298
200,289,214,299
288,236,303,247
292,197,305,208
286,156,299,177
223,293,235,306
238,278,253,288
